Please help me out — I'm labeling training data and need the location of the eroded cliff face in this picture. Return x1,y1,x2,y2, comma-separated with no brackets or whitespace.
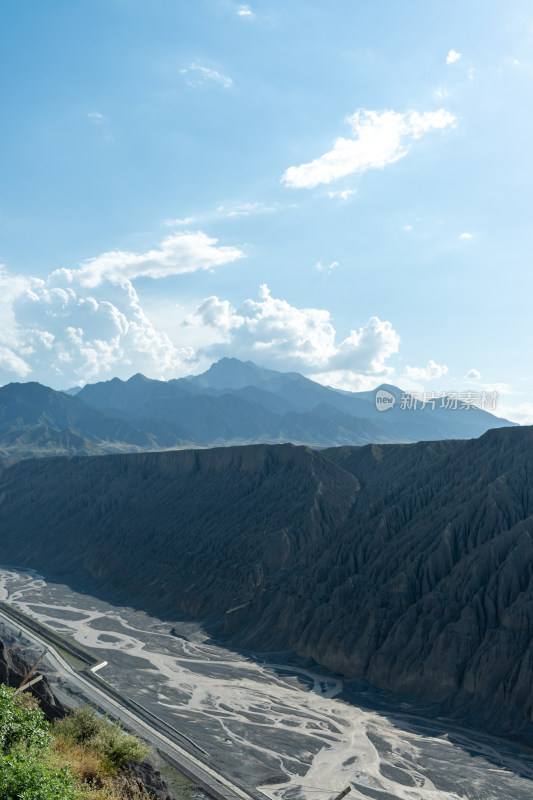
0,429,533,734
276,431,533,732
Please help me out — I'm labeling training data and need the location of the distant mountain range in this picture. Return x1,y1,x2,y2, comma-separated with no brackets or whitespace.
0,357,515,457
1,425,533,736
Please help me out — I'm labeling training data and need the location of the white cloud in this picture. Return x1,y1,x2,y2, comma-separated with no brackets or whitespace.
312,371,387,393
181,63,232,89
434,88,450,99
0,268,33,377
0,267,194,387
87,111,114,142
217,202,276,218
0,345,32,377
404,360,448,381
282,108,457,189
459,232,472,240
404,224,413,231
164,217,195,227
315,261,338,272
481,382,513,396
446,50,462,65
0,228,243,386
88,112,105,124
73,232,244,287
327,188,357,200
187,284,399,377
187,296,244,331
465,368,481,380
498,401,533,426
237,4,254,16
0,249,400,388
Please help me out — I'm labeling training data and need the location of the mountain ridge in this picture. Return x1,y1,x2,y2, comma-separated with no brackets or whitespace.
0,358,515,458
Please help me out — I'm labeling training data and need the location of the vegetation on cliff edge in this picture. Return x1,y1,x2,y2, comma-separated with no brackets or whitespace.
0,685,150,799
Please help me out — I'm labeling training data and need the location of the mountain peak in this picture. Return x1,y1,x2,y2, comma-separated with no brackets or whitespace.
189,357,279,390
126,373,152,385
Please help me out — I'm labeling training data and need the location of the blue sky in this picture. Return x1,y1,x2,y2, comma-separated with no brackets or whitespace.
0,0,532,422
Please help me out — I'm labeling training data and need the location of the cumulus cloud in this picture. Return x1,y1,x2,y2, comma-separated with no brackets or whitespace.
446,50,462,65
0,268,33,378
0,225,244,386
0,228,402,390
281,108,457,189
0,267,194,387
180,63,233,88
237,4,254,16
74,232,244,287
465,368,481,380
404,360,448,381
187,284,399,377
459,232,472,240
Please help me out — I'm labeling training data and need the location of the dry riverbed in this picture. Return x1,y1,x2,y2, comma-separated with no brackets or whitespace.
1,565,533,800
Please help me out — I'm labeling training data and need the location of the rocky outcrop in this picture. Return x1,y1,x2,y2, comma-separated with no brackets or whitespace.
0,635,65,718
0,428,533,737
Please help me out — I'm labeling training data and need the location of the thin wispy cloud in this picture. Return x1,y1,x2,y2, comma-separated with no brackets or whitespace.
327,189,357,200
87,111,106,124
459,232,472,240
180,63,233,89
86,111,114,142
237,5,254,17
315,261,338,272
282,108,457,189
217,201,276,218
164,217,196,227
498,400,533,426
446,49,462,65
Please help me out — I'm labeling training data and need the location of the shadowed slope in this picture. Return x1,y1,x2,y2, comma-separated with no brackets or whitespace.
0,429,533,735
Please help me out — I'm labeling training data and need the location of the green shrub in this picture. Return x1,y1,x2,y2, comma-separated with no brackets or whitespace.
0,684,51,754
0,685,80,799
54,705,101,743
91,721,149,769
55,706,149,770
0,748,80,800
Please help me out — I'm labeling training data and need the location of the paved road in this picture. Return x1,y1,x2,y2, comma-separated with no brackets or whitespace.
0,608,264,800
